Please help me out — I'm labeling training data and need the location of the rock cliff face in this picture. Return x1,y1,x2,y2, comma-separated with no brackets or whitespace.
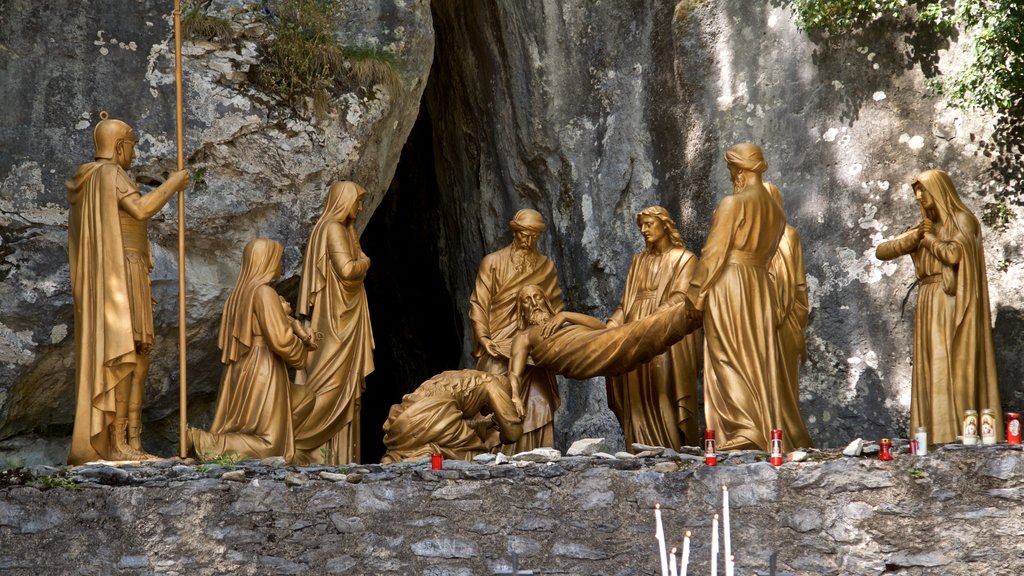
421,1,1024,450
2,0,1022,462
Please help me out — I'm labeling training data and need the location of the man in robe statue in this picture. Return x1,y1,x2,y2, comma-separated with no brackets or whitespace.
66,113,189,463
470,208,563,452
689,143,809,452
605,206,701,450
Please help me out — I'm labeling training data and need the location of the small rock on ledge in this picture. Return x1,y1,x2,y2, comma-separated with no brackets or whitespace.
512,448,562,463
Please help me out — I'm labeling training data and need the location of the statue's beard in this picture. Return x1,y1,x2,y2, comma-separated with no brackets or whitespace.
512,246,538,273
527,308,552,326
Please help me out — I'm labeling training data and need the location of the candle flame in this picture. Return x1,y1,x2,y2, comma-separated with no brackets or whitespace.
713,513,719,519
656,503,661,510
685,531,691,537
722,484,727,490
671,547,677,554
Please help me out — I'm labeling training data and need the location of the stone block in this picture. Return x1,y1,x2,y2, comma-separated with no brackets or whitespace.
567,438,609,456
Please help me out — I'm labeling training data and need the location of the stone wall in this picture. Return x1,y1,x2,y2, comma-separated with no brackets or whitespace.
1,447,1023,575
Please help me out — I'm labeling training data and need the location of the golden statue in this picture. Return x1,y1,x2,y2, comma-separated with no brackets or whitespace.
186,239,317,461
469,208,563,452
66,113,189,464
381,370,524,464
379,287,703,465
875,169,1002,444
766,184,813,449
508,285,702,384
688,143,804,452
605,207,701,449
290,182,375,465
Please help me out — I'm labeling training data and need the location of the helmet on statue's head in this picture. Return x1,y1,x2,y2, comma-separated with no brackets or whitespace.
93,111,135,160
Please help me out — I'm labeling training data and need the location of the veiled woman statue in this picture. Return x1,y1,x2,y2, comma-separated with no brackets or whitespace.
187,238,313,460
875,169,1002,444
290,181,375,465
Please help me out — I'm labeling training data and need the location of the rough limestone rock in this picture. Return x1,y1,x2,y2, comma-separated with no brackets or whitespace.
511,448,562,463
0,0,433,459
566,437,609,457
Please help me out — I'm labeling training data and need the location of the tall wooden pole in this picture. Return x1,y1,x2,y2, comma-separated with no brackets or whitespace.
173,0,188,459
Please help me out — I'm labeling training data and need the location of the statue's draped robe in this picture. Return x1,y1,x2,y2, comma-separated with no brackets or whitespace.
690,184,791,451
470,246,563,452
381,370,522,464
528,301,701,380
66,161,137,464
292,183,374,465
875,170,1001,444
193,242,305,460
606,247,701,449
768,224,813,449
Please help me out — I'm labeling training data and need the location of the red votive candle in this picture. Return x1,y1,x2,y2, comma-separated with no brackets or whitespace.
770,429,783,466
704,429,717,466
431,453,443,470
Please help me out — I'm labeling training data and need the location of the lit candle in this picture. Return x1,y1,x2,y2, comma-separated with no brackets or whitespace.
681,531,691,576
670,547,678,576
722,485,731,576
711,513,719,576
656,504,668,576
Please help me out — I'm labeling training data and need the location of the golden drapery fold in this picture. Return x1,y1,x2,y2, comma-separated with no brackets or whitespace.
606,248,702,448
470,244,563,452
291,182,375,465
381,370,523,464
66,162,138,464
876,169,1002,443
192,239,305,460
529,300,701,380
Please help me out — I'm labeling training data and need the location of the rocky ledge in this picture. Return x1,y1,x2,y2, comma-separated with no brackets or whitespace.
1,445,1022,575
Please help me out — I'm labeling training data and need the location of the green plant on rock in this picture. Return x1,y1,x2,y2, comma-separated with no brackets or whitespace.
28,475,80,491
981,199,1015,232
252,0,401,115
182,0,235,42
198,451,241,467
909,467,927,479
792,0,1024,113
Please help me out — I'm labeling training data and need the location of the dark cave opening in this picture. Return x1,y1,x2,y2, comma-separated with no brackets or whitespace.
358,91,464,464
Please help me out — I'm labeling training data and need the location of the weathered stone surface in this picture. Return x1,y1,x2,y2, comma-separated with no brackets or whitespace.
843,438,865,457
512,448,561,463
566,438,609,457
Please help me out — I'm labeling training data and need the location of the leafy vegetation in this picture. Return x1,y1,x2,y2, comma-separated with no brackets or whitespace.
182,0,235,42
198,451,241,467
791,0,1024,112
252,0,401,115
981,199,1016,231
28,475,80,491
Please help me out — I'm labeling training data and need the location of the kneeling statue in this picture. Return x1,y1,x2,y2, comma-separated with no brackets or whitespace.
381,370,524,464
